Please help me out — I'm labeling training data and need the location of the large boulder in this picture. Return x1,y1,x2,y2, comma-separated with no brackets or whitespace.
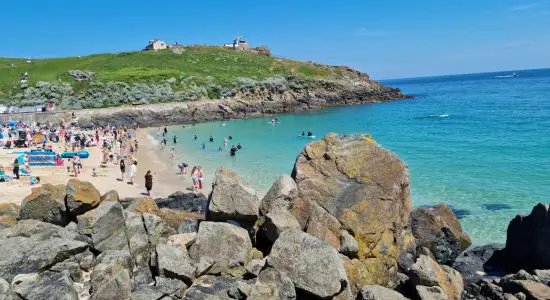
408,255,463,300
267,229,348,299
11,271,79,300
90,250,133,300
183,275,250,299
258,210,300,244
65,179,101,216
0,221,88,281
359,285,409,300
155,243,195,283
249,268,296,300
156,191,208,216
489,203,550,272
452,244,503,285
18,184,69,226
189,221,252,274
0,204,20,228
260,174,297,215
416,286,449,300
77,201,128,252
291,134,414,288
123,211,150,265
208,167,260,221
411,204,472,265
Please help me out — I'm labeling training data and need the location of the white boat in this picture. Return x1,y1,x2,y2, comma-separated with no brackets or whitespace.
495,72,519,78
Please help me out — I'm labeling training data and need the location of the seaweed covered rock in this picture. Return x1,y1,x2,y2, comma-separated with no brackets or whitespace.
291,133,414,288
411,204,472,265
208,167,260,221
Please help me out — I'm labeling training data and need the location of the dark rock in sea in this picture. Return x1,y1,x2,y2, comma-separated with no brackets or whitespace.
155,191,208,215
483,203,513,212
488,203,550,272
449,206,471,219
411,203,472,265
452,244,504,285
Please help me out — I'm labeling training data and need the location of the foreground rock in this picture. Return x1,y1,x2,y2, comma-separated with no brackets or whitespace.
208,167,260,221
268,229,348,298
19,184,68,226
452,244,503,285
359,285,408,300
12,271,79,300
260,174,297,215
408,255,463,300
90,250,133,300
490,203,550,272
411,204,472,265
189,221,252,274
78,201,128,252
291,133,414,288
65,179,102,216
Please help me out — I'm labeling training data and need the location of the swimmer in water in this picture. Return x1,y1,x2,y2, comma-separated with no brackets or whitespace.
307,131,313,137
228,135,233,140
194,134,198,141
173,136,177,144
223,138,228,147
218,146,223,152
230,145,237,157
237,143,242,150
201,143,206,150
301,131,305,137
209,136,214,143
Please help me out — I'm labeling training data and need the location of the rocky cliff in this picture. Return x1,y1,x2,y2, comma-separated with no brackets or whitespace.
1,134,547,300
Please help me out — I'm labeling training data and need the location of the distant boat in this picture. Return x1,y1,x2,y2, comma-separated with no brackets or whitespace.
495,72,519,78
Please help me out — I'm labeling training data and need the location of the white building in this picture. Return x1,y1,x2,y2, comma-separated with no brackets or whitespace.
144,40,168,51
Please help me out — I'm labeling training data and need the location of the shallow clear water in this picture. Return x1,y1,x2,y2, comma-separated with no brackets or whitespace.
154,68,550,245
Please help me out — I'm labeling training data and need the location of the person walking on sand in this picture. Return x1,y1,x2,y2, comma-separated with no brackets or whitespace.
119,158,126,182
144,170,153,196
129,161,137,185
12,158,20,180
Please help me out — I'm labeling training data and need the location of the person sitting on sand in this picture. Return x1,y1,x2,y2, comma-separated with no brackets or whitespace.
145,170,153,196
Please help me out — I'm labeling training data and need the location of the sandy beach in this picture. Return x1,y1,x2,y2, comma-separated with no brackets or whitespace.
0,129,208,206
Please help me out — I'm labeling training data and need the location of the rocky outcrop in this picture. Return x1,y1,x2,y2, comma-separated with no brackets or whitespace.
408,255,464,300
268,229,348,298
65,179,102,215
19,184,68,226
11,271,79,300
260,174,297,215
489,203,550,272
359,285,409,300
77,201,128,252
452,244,503,285
291,133,414,289
258,210,300,244
189,221,252,274
411,204,472,265
208,167,260,222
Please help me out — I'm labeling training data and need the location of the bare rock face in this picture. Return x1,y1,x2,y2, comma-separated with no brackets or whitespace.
189,221,252,274
11,271,79,300
291,133,414,288
90,250,133,300
258,210,301,244
66,179,102,216
77,201,128,252
359,285,409,300
408,255,464,300
0,204,20,229
267,229,348,299
411,203,472,265
19,184,68,226
260,174,297,215
208,167,260,222
490,203,550,272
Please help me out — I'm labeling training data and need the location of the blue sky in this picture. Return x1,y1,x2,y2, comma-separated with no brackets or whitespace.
1,0,549,79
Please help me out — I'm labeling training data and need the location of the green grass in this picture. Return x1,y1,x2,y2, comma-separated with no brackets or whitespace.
0,46,345,98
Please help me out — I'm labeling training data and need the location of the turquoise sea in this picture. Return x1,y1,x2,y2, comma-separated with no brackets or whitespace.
154,68,550,245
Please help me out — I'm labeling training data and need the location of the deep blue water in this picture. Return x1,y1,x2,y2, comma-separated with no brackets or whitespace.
154,68,550,245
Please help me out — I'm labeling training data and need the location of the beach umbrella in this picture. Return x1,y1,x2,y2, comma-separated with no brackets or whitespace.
7,121,17,127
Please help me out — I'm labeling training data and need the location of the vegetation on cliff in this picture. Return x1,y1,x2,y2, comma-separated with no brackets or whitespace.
0,47,385,109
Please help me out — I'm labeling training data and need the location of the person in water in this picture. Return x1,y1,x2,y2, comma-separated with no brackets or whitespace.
162,138,167,146
201,143,206,151
237,143,242,150
230,146,237,157
209,136,214,143
228,135,233,140
301,131,305,137
173,136,177,144
193,134,198,141
163,127,168,135
307,130,313,137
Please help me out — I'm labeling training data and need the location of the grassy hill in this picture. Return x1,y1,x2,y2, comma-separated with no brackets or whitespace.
0,46,384,110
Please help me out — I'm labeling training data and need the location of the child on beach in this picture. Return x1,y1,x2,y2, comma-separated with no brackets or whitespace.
198,167,205,190
129,161,137,185
191,166,199,192
171,148,176,161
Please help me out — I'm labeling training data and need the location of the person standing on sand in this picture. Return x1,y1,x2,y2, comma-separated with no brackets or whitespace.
171,148,176,161
119,158,126,182
198,167,205,191
191,166,199,192
145,170,153,196
129,161,137,185
12,158,20,180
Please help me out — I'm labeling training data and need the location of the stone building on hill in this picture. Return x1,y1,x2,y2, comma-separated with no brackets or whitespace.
144,40,168,51
224,35,250,51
